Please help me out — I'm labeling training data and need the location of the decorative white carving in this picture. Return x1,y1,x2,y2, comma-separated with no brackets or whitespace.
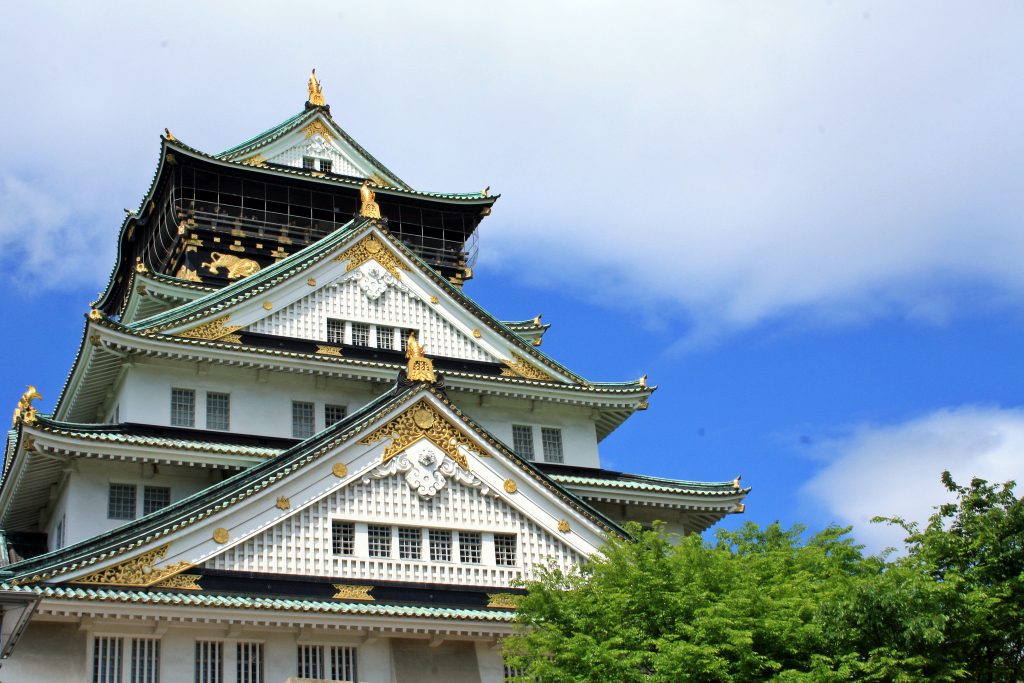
363,441,489,499
338,261,410,302
306,136,331,156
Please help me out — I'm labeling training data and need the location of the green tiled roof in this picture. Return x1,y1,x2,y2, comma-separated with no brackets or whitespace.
547,473,742,496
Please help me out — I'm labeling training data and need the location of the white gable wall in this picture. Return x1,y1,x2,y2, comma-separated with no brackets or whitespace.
268,134,366,178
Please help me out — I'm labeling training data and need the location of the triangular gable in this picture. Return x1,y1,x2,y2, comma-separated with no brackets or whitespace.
3,384,622,589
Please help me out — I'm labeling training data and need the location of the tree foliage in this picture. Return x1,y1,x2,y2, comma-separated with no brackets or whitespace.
504,473,1022,682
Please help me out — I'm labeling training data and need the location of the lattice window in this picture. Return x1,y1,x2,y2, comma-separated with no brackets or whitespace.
512,425,535,460
326,318,345,344
93,636,123,683
206,391,230,431
398,527,422,560
332,520,355,556
367,525,392,557
297,645,324,679
302,157,315,171
459,531,482,564
143,486,171,516
495,533,518,566
320,159,333,174
171,388,195,427
429,529,452,562
330,646,358,682
237,642,264,683
541,427,564,464
292,401,315,438
108,483,136,520
376,325,394,350
400,329,414,353
325,404,347,427
130,638,160,683
195,641,223,683
351,322,369,347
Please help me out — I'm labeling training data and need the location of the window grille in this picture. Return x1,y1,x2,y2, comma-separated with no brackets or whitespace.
195,641,223,683
206,392,230,430
376,326,394,350
93,636,123,683
302,157,315,171
429,529,452,562
236,642,264,683
351,322,369,347
143,486,171,516
332,520,355,556
512,425,535,460
398,527,422,560
400,329,414,352
292,401,315,439
171,388,195,427
130,638,160,683
330,645,358,682
459,531,482,564
320,159,333,174
541,427,564,464
297,645,324,679
325,404,347,427
367,525,392,557
326,318,345,344
108,483,136,520
494,533,518,566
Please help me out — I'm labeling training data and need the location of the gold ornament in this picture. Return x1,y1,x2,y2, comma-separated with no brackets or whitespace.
315,345,342,356
503,479,518,494
11,386,41,427
176,315,242,341
361,398,476,470
405,332,436,383
212,528,229,544
88,308,103,321
332,462,348,478
334,234,407,279
275,496,291,510
262,301,273,310
151,573,202,591
487,593,521,609
308,69,325,106
332,584,374,601
557,520,571,534
241,154,267,167
500,351,555,381
201,253,260,279
174,265,202,282
303,120,333,141
70,544,193,587
358,181,382,219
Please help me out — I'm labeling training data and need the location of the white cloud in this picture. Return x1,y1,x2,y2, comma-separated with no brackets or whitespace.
802,406,1024,554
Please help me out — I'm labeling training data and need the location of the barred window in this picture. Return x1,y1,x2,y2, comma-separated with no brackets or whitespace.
108,483,136,520
326,319,345,344
93,636,123,683
400,329,413,352
195,641,223,683
292,401,315,439
319,159,333,174
302,156,315,171
130,638,160,683
541,427,564,464
459,531,482,564
376,326,394,350
143,486,171,516
297,645,324,679
398,527,421,560
512,425,535,460
325,404,347,427
494,533,518,566
330,645,358,682
237,642,264,683
351,322,369,347
367,525,392,558
171,388,195,427
206,391,230,431
332,520,355,556
429,529,452,562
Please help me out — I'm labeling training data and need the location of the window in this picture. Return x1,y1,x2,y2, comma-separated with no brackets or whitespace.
376,326,394,350
302,156,315,171
429,529,452,561
130,638,160,683
93,636,123,683
512,425,535,461
494,533,518,566
297,645,324,679
143,486,171,515
332,520,354,556
319,159,333,174
206,392,230,430
327,319,344,344
400,330,412,352
108,483,136,520
459,531,482,564
330,645,358,682
171,388,195,427
195,641,223,683
368,525,391,557
54,514,65,550
325,404,347,427
398,527,421,560
541,427,564,464
292,401,315,439
237,642,264,683
351,322,369,347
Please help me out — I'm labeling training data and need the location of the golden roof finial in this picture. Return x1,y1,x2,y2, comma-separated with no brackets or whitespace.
308,69,325,107
359,180,382,219
406,332,436,383
12,385,42,428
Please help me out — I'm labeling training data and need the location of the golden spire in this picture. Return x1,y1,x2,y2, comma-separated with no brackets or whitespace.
308,69,325,107
359,180,382,219
11,385,41,427
406,332,436,383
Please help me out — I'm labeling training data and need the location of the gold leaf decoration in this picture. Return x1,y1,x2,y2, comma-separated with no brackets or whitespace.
151,573,202,591
332,462,348,478
212,528,229,544
500,351,556,381
503,479,518,494
557,520,571,534
174,265,203,282
316,345,342,356
303,119,333,141
176,315,242,341
487,593,522,610
360,399,476,470
70,544,193,587
334,235,407,279
332,584,374,601
241,154,267,167
275,496,291,510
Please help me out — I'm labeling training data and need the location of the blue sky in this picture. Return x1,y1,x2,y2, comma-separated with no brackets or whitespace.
2,1,1023,552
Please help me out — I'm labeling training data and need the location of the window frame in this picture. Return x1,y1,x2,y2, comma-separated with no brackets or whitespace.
291,400,316,439
541,426,564,464
512,424,535,461
205,391,230,431
107,483,137,521
170,387,196,428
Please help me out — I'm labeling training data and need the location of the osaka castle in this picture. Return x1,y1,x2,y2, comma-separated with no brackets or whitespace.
0,72,748,682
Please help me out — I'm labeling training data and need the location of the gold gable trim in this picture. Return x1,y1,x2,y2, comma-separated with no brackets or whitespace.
151,573,202,591
334,234,407,279
360,398,478,470
500,351,556,381
70,544,193,588
176,315,242,341
332,584,374,601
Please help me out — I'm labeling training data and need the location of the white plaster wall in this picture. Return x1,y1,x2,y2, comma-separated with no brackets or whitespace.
1,622,86,682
